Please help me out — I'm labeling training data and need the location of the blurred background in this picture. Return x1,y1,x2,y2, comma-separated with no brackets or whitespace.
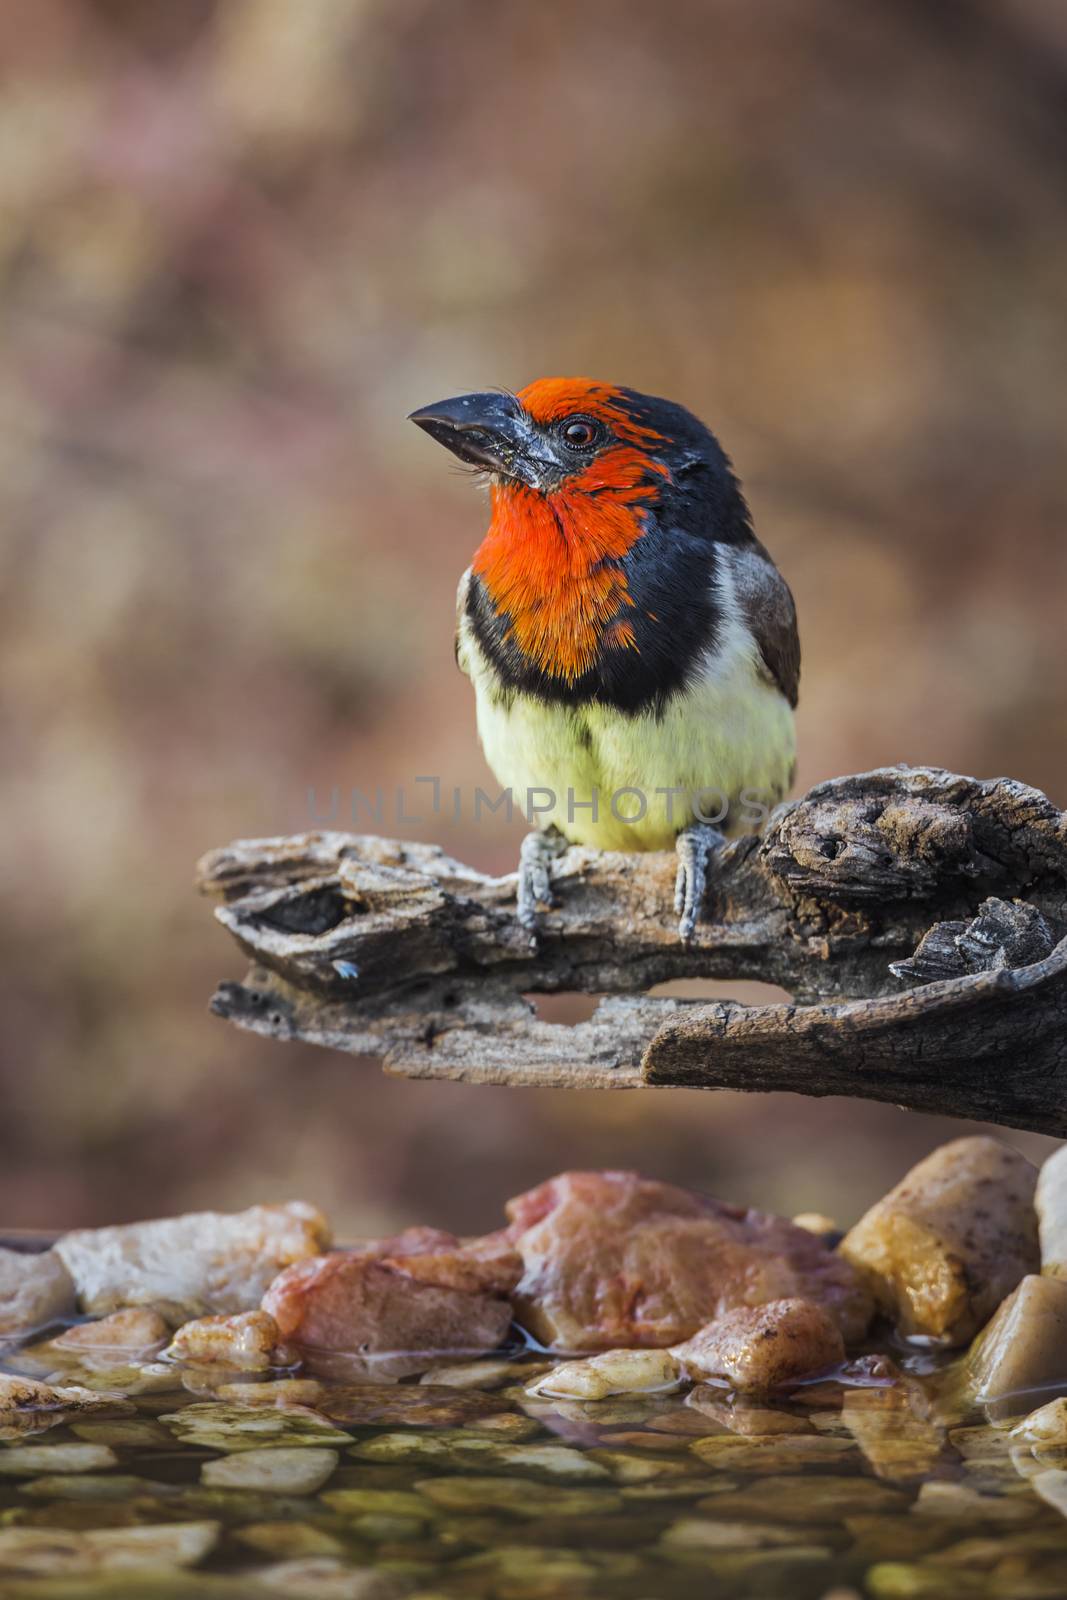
2,0,1066,1238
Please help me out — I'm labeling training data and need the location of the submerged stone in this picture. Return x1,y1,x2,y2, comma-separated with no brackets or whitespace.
351,1430,608,1483
160,1402,348,1452
689,1431,859,1472
697,1473,910,1521
320,1488,432,1521
201,1445,338,1494
0,1442,117,1475
316,1386,506,1430
413,1475,622,1518
0,1519,219,1576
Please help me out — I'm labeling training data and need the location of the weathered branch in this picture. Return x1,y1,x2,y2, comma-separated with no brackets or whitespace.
198,766,1067,1134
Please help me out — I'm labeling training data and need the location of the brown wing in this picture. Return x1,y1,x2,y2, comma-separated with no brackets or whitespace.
727,542,800,709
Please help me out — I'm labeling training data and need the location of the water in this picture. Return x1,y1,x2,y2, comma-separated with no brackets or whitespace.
2,1327,1067,1599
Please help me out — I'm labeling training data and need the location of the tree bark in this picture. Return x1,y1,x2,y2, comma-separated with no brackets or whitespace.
198,766,1067,1135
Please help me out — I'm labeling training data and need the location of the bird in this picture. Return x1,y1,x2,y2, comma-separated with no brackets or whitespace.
409,378,799,940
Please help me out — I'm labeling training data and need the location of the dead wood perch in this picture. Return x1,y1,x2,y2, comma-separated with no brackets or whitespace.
198,766,1067,1136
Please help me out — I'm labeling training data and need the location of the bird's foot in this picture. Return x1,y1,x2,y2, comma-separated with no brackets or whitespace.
517,827,567,944
674,822,726,942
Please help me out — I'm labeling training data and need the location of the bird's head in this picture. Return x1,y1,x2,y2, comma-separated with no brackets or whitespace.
409,378,753,695
409,377,726,501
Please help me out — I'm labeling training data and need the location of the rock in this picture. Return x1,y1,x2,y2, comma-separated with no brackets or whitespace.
235,1522,348,1559
216,1378,325,1408
503,1171,872,1351
0,1248,75,1335
262,1227,520,1380
0,1441,117,1475
620,1475,731,1501
71,1418,175,1448
1032,1467,1067,1518
845,1516,956,1563
0,1372,134,1421
911,1480,1039,1522
351,1430,610,1482
201,1445,338,1494
839,1137,1039,1346
689,1432,859,1472
1012,1397,1067,1445
47,1307,169,1361
165,1310,281,1371
55,1202,330,1322
697,1474,910,1521
320,1488,431,1521
315,1383,507,1429
38,1360,182,1396
660,1548,837,1588
0,1520,219,1576
842,1385,946,1480
924,1529,1067,1568
965,1274,1067,1418
173,1486,326,1526
584,1448,698,1483
417,1357,528,1389
1036,1146,1067,1279
414,1475,623,1518
671,1298,845,1395
450,1546,641,1596
865,1562,994,1598
18,1472,172,1500
660,1517,819,1550
527,1348,682,1401
250,1557,409,1598
160,1401,349,1452
685,1390,815,1435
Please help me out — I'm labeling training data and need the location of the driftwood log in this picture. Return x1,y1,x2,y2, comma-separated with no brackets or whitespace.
199,766,1067,1137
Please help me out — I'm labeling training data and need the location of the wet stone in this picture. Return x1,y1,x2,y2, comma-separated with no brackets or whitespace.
619,1474,736,1501
351,1430,609,1482
413,1475,623,1518
0,1442,117,1475
660,1515,829,1550
71,1417,176,1448
160,1402,349,1452
19,1473,177,1500
175,1486,330,1525
842,1515,954,1563
689,1431,859,1472
0,1519,220,1576
200,1445,339,1493
1032,1467,1067,1518
686,1390,817,1436
234,1521,349,1559
250,1556,411,1597
911,1479,1041,1522
418,1358,543,1391
698,1473,911,1521
584,1448,697,1483
1013,1398,1067,1446
317,1386,506,1429
321,1488,433,1522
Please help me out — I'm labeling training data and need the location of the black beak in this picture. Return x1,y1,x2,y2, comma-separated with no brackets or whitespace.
408,391,542,483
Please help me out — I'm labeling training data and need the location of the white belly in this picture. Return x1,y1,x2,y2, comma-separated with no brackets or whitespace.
465,633,796,851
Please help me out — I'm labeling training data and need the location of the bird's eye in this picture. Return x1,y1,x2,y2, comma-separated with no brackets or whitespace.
560,417,600,450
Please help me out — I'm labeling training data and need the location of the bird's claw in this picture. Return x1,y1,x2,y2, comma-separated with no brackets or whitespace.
674,822,725,941
517,828,566,944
